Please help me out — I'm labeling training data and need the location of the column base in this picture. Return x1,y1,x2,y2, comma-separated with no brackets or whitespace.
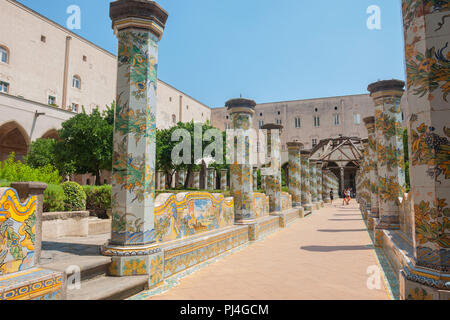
312,202,320,211
302,204,312,213
400,267,450,300
102,242,163,287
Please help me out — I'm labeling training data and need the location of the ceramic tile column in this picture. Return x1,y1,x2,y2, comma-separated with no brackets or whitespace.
316,161,324,207
102,0,168,280
364,116,379,230
253,168,258,191
261,124,283,214
287,142,303,208
207,168,215,191
301,150,312,212
361,138,371,219
227,98,256,223
193,170,200,190
178,170,186,188
368,80,406,238
310,159,318,209
159,171,166,190
220,169,228,191
399,1,450,300
322,168,331,203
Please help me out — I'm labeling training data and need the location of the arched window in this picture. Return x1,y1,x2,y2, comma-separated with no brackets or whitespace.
172,114,177,124
0,46,9,64
72,75,81,89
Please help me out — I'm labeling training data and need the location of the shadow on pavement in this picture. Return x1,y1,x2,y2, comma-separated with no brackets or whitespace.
300,245,373,252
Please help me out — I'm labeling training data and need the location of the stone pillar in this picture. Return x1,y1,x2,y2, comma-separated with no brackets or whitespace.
301,150,312,212
178,170,186,188
193,170,200,190
227,98,256,222
287,142,303,208
261,124,283,214
220,169,228,191
364,116,379,229
399,2,450,300
368,80,406,236
102,0,168,279
159,170,166,190
316,161,324,207
207,167,215,191
253,167,258,191
322,169,331,203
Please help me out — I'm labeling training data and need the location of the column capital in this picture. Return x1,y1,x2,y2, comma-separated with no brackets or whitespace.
300,150,311,156
226,98,256,115
368,79,405,99
110,0,168,39
261,123,284,131
286,141,303,151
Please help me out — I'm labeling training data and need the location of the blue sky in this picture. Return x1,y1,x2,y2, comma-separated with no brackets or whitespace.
18,0,406,107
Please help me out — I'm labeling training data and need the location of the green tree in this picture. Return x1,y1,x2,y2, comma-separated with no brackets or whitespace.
56,107,113,185
25,138,57,168
156,121,227,188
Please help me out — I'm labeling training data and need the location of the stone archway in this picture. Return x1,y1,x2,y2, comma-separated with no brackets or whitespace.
41,129,59,140
0,121,31,161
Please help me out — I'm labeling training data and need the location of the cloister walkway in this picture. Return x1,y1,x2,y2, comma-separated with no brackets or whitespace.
134,201,391,300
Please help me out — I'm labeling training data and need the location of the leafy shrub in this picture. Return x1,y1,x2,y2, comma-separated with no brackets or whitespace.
83,185,112,216
62,181,86,211
43,184,65,212
0,154,61,185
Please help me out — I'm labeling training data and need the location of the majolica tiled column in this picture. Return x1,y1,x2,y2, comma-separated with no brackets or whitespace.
159,171,166,190
301,150,312,212
368,80,406,237
364,116,379,229
322,168,331,203
262,124,283,213
400,2,450,300
227,98,256,222
310,160,318,209
287,142,303,208
178,170,186,188
253,167,258,191
361,138,371,219
102,0,168,279
316,161,324,207
220,169,228,191
207,168,215,191
193,170,200,190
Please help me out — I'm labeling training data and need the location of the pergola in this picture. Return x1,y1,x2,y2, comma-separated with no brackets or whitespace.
310,136,365,196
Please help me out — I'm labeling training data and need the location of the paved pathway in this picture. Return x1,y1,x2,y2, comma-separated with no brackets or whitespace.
143,200,389,300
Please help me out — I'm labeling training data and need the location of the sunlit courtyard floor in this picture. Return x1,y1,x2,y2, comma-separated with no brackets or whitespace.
133,200,392,300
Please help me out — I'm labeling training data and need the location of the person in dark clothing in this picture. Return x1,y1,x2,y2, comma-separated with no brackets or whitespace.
330,189,334,204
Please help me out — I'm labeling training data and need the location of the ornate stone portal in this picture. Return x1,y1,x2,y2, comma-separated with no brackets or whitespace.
102,0,169,276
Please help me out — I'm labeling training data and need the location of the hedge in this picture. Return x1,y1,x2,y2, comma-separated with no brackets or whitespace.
61,181,86,211
83,185,112,217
